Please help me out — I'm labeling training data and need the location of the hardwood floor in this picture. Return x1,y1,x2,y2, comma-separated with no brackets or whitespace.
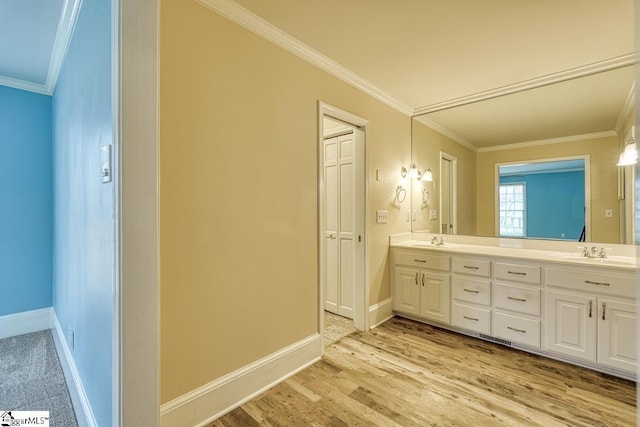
209,317,637,426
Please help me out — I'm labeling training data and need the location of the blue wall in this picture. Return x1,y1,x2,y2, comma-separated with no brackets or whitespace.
52,0,114,424
501,170,585,240
0,86,52,316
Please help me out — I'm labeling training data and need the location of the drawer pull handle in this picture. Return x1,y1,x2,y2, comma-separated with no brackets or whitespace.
585,280,610,287
422,273,425,287
463,316,479,322
463,289,479,294
507,326,526,333
602,302,606,320
507,296,527,302
414,259,427,263
415,272,419,285
507,270,527,276
588,300,593,318
463,265,479,270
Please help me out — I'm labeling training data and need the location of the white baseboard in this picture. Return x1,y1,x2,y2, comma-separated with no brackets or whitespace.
0,307,53,340
369,298,393,329
160,333,322,427
51,312,97,427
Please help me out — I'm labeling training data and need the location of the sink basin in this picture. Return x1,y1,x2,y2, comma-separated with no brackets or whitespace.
411,242,462,249
546,252,637,267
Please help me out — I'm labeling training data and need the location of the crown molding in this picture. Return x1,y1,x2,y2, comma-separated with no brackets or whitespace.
615,81,636,135
0,75,50,95
477,131,617,153
195,0,413,116
413,53,640,116
413,115,477,152
45,0,83,94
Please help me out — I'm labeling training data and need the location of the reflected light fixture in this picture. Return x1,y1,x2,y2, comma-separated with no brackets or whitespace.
617,126,637,166
401,163,432,181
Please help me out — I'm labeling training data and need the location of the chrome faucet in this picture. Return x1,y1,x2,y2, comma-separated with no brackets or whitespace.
431,236,445,246
579,246,608,258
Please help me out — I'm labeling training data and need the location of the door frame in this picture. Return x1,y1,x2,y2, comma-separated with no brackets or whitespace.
440,151,457,235
317,102,369,341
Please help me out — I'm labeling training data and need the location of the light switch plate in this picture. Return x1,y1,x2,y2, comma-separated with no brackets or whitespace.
376,210,388,223
101,145,112,183
430,210,438,220
605,209,613,218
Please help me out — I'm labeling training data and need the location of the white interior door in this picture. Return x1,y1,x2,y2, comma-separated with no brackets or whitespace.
324,130,360,319
440,152,457,235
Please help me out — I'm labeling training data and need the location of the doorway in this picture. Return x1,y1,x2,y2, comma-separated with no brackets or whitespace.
318,102,368,347
440,152,457,235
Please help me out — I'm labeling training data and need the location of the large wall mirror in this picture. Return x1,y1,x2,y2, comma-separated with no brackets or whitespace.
411,64,636,244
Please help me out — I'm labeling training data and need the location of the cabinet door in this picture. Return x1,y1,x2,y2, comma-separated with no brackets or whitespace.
597,299,637,372
393,266,420,316
420,271,450,324
544,291,596,362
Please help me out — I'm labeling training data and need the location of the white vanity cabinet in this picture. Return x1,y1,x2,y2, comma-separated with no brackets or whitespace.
492,261,542,348
544,267,637,372
390,242,638,379
391,250,451,324
451,256,492,334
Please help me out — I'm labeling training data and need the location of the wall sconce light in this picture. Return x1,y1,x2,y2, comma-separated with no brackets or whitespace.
401,164,433,181
617,126,637,166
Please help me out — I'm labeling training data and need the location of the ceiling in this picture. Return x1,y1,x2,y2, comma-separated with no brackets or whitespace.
0,0,80,95
233,0,635,111
214,0,637,149
3,0,636,146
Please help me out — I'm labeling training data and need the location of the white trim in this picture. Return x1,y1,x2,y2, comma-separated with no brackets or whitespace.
45,0,84,94
159,333,322,427
318,102,370,334
413,115,477,152
119,0,160,423
0,75,50,95
440,151,458,235
477,131,617,153
51,311,97,427
413,54,639,115
195,0,413,117
615,81,636,135
111,0,121,423
0,308,53,340
369,299,393,329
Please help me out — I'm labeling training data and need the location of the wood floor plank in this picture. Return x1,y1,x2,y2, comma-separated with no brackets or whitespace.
208,317,636,426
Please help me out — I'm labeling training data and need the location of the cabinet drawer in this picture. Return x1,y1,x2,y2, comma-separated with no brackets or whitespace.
452,257,491,277
546,267,635,298
495,262,540,285
452,303,491,335
493,312,540,348
494,283,541,316
452,277,491,306
393,251,450,271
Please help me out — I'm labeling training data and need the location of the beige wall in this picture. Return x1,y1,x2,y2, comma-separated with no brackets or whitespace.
476,136,621,243
411,119,477,235
160,0,410,403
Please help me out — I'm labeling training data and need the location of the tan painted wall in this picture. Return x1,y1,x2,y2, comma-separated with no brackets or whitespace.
160,0,410,403
476,136,621,243
411,119,477,235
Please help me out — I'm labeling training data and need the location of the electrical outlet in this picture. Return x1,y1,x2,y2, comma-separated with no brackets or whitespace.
430,210,438,220
68,328,75,350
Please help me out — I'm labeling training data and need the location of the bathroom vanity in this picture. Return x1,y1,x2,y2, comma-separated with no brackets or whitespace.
390,234,639,380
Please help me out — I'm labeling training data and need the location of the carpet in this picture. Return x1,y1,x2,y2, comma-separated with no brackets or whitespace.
0,330,78,426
